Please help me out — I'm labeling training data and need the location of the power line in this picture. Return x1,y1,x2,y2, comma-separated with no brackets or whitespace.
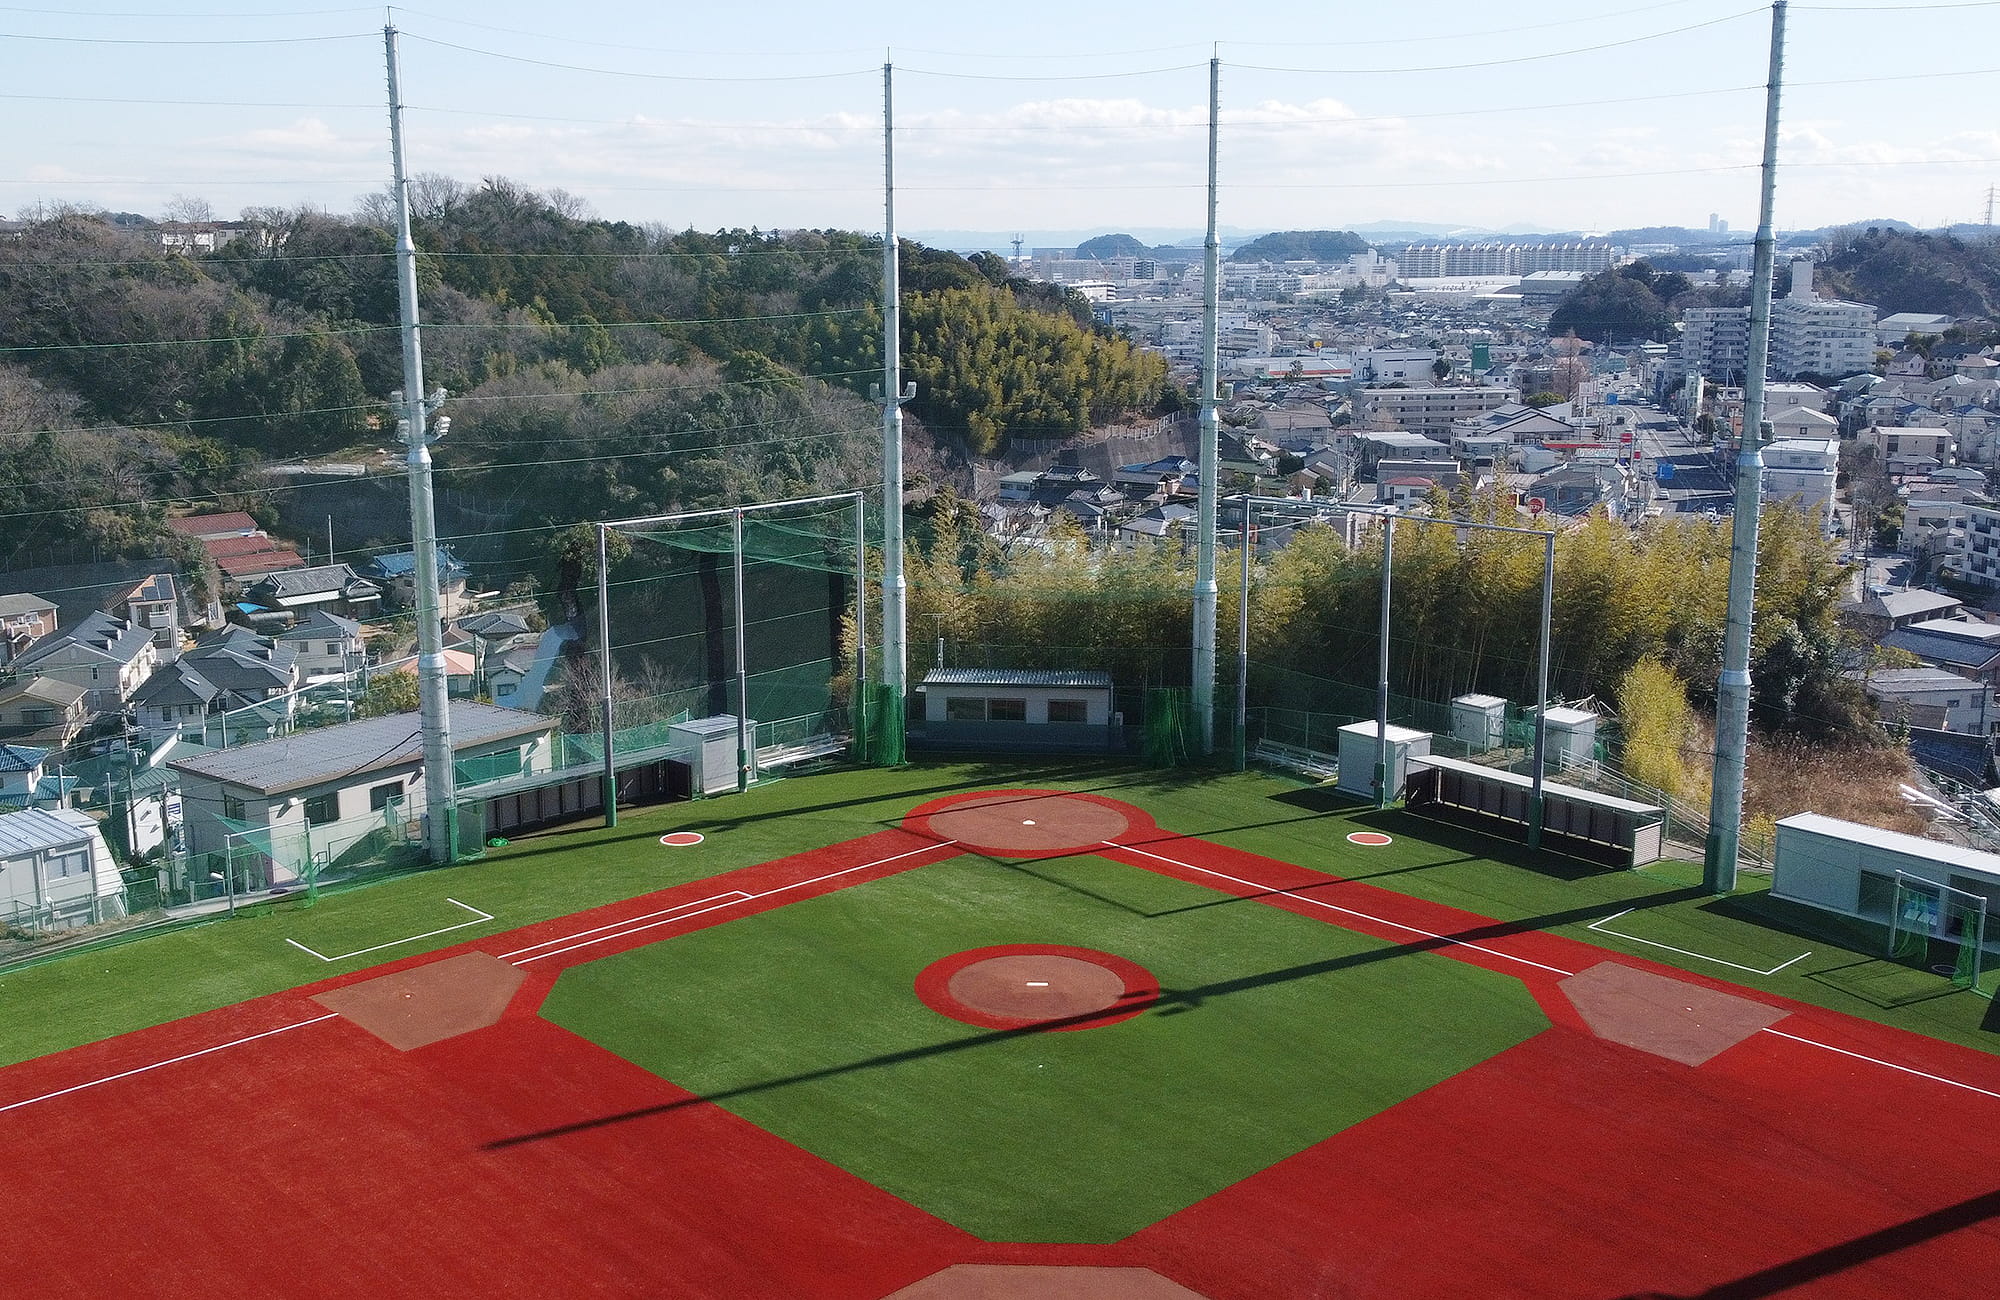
400,32,876,83
1231,7,1765,76
0,26,369,45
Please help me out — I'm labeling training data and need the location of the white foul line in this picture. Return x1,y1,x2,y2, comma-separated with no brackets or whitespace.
1760,1027,2000,1102
285,897,496,963
499,892,751,961
1107,840,1577,978
508,839,957,966
3,839,964,1115
0,1013,340,1114
1587,909,1813,976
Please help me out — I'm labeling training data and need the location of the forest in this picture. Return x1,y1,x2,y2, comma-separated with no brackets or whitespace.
0,178,1170,572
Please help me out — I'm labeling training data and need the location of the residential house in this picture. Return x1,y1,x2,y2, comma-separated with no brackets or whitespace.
0,678,88,748
1858,424,1955,476
0,744,51,805
169,702,560,864
271,610,365,681
1531,461,1630,518
130,626,300,744
112,573,182,661
1117,502,1197,549
1880,616,2000,689
168,512,305,583
362,547,469,612
1360,385,1518,437
1954,504,2000,586
1356,431,1453,478
246,565,384,623
12,611,159,714
1768,406,1839,443
1113,457,1196,499
1849,667,1992,737
0,593,57,665
0,807,126,930
1760,438,1838,532
484,646,539,706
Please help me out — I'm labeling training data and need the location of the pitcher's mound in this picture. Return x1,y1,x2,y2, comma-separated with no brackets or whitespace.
884,1264,1211,1298
314,951,525,1051
916,945,1157,1032
917,792,1132,856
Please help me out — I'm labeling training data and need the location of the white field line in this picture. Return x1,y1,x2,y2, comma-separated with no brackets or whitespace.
286,898,496,963
498,892,751,962
1108,841,1577,978
0,840,959,1117
1760,1027,2000,1102
0,1013,340,1115
508,840,957,967
1586,909,1813,976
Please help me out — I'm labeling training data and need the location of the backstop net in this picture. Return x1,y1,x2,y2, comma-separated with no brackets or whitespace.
592,493,869,782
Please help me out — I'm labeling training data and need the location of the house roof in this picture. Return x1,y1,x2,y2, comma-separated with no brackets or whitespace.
166,512,258,539
130,663,222,709
13,610,153,669
456,610,533,640
1859,588,1961,620
250,564,379,602
364,547,468,579
0,743,49,772
921,668,1114,690
119,573,177,605
272,609,363,642
167,702,558,796
0,677,85,708
211,540,305,579
0,593,55,617
1880,625,2000,669
0,806,97,856
1849,667,1980,693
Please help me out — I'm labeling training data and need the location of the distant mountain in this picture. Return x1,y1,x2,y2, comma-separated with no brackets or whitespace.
1227,230,1372,262
1812,227,2000,317
1074,233,1150,259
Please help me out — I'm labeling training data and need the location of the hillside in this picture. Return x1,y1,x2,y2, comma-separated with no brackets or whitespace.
1815,227,2000,317
1227,230,1371,263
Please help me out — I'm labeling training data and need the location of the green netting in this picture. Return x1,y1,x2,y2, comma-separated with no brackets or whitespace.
1887,878,1989,996
1888,882,1937,966
857,681,906,765
1143,688,1195,768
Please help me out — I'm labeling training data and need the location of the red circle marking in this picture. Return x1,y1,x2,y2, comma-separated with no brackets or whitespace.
1347,831,1394,847
915,945,1158,1032
659,832,705,847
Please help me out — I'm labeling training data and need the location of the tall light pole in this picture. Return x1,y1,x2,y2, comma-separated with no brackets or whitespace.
1706,0,1788,894
878,61,911,760
1191,55,1222,753
385,24,456,865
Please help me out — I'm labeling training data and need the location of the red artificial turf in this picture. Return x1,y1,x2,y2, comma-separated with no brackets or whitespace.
3,792,1998,1299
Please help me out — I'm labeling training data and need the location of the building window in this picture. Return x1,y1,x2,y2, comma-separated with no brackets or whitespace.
369,781,402,811
945,696,986,722
304,792,339,825
222,794,245,821
326,643,342,656
44,850,88,881
495,682,515,698
21,708,51,726
988,698,1027,722
1047,699,1089,724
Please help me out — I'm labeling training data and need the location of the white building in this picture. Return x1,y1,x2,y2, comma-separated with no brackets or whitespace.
0,807,125,931
1679,307,1751,383
1770,259,1876,380
1761,437,1838,532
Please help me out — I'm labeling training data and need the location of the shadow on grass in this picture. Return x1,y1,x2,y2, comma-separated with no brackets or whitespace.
486,886,1700,1152
1617,1186,2000,1299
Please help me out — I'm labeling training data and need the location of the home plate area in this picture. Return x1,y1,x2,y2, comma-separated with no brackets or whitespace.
312,951,526,1051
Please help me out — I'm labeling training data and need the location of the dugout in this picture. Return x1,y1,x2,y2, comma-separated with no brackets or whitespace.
911,669,1124,753
1403,754,1665,867
1772,812,2000,952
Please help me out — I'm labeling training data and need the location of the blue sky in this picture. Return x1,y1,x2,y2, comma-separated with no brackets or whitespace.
6,1,1999,244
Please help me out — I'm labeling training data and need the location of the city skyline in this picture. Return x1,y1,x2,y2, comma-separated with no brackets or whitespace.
5,1,1999,238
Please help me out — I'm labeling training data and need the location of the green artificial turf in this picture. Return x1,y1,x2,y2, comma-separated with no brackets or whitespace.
541,851,1547,1243
3,754,1995,1070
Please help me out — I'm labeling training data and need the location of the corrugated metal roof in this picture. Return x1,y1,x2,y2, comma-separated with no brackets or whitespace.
167,702,557,796
921,669,1114,689
0,806,95,857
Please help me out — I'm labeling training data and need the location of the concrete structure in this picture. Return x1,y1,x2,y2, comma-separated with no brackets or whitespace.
169,702,559,862
1679,307,1751,384
1769,260,1876,380
0,807,125,931
1954,504,2000,587
1361,385,1517,437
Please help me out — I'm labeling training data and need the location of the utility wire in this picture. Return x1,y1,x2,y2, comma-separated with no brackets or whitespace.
1232,7,1765,75
400,33,875,83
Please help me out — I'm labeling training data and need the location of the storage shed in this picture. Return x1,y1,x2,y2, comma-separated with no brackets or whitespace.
1773,812,2000,944
1335,722,1432,802
914,669,1119,752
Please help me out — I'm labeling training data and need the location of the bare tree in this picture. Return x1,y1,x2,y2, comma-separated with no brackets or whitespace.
161,194,214,225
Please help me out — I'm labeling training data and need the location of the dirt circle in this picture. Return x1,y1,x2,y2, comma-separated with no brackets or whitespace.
916,945,1157,1032
919,792,1132,856
948,955,1127,1020
1346,831,1394,847
659,832,705,847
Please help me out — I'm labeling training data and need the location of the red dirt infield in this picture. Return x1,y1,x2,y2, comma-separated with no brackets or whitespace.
915,945,1159,1031
3,795,1999,1297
